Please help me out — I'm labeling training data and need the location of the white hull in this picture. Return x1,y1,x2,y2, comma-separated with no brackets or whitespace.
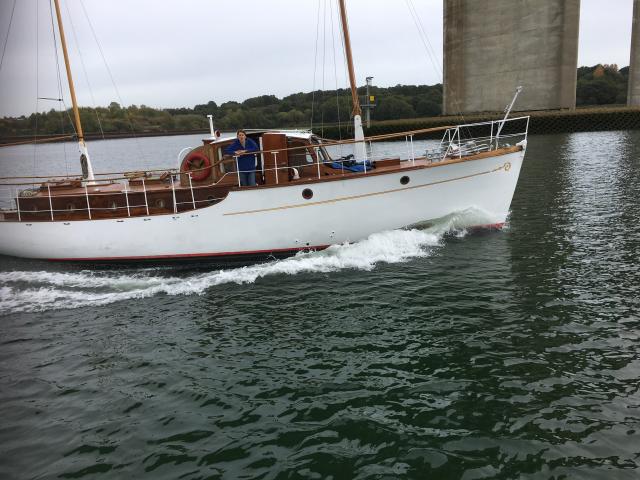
0,149,524,261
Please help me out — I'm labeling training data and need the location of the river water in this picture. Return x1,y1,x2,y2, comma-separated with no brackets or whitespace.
0,131,639,479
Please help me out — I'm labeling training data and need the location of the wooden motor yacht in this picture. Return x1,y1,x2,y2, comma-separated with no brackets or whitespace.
0,0,528,262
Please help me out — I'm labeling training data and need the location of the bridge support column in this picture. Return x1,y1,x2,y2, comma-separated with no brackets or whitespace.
443,0,580,114
629,0,640,106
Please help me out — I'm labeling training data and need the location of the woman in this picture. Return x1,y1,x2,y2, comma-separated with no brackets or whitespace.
224,130,259,186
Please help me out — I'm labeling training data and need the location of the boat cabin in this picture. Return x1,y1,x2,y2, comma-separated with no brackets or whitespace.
1,130,384,222
181,131,335,187
1,120,532,225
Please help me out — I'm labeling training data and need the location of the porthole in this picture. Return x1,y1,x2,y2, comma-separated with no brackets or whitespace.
400,176,410,185
155,198,165,209
302,188,313,200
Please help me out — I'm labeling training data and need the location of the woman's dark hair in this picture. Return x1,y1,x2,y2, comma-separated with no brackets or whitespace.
236,129,246,136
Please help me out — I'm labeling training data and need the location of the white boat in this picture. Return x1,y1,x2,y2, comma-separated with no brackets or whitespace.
0,0,528,263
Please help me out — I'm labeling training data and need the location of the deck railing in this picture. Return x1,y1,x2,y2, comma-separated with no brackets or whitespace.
440,116,530,159
0,171,232,222
0,117,529,222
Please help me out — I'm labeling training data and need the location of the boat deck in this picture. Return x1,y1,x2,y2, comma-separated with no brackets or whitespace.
1,144,523,223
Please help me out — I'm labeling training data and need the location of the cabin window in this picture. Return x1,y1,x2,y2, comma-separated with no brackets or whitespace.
288,140,317,177
155,199,165,209
217,146,235,173
305,150,314,163
310,137,331,163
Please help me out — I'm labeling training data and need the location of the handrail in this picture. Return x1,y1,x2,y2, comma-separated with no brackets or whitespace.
321,124,456,145
0,123,529,186
0,172,175,186
84,185,91,220
441,116,529,155
0,167,178,181
3,194,228,217
0,142,523,221
0,122,527,188
0,117,529,221
200,119,525,175
0,126,453,183
176,146,193,164
0,120,527,184
179,126,458,180
0,134,76,148
142,178,149,216
450,115,529,131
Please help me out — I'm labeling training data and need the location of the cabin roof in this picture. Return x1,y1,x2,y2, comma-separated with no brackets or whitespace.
203,129,315,144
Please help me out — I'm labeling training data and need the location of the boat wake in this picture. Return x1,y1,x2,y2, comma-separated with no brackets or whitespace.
0,208,497,315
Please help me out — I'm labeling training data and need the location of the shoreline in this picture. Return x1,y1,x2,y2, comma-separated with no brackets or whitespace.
0,129,211,147
353,105,640,140
1,105,639,145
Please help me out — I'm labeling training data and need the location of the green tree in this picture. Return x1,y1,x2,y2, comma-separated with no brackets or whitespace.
243,95,279,108
576,64,627,106
414,95,441,116
193,100,218,116
375,96,415,120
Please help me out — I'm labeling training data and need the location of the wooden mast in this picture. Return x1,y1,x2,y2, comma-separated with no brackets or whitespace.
53,0,83,143
52,0,95,181
338,0,362,117
337,0,367,161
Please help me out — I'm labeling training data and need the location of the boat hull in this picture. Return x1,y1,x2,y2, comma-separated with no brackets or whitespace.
0,149,524,262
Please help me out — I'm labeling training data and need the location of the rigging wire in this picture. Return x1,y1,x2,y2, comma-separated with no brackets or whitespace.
320,0,328,137
63,0,105,140
78,0,145,161
328,0,342,141
48,0,72,176
404,0,470,138
312,0,351,141
0,0,16,75
336,1,352,138
34,0,40,176
310,0,322,131
404,0,442,80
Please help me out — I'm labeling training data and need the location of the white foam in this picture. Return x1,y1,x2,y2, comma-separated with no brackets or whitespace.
0,270,170,290
0,208,494,315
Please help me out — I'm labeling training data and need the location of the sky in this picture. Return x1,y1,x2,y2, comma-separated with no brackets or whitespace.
0,0,634,117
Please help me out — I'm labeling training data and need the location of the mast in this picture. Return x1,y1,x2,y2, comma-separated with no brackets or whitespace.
338,0,367,161
338,0,361,118
53,0,95,182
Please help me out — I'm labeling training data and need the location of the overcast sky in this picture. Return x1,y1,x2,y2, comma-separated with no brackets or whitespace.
0,0,634,117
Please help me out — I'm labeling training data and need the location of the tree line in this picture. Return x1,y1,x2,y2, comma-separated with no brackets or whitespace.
576,64,628,106
0,65,630,139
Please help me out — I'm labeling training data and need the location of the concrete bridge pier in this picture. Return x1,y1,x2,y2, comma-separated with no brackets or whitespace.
629,0,640,106
443,0,581,115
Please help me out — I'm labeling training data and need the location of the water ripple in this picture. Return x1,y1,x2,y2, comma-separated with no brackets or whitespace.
1,132,639,479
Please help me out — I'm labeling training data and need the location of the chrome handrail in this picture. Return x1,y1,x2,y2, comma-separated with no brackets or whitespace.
0,117,529,222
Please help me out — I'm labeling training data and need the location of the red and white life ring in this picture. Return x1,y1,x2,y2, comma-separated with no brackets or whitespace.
181,152,211,181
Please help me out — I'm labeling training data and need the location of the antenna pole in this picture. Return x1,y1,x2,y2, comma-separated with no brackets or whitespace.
495,86,523,143
53,0,95,182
